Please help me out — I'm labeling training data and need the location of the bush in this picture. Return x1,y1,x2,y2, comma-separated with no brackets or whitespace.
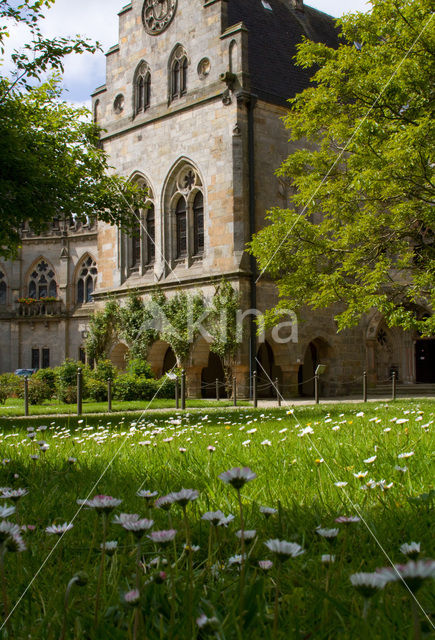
113,374,174,402
54,360,89,404
27,378,51,405
87,378,108,403
93,359,118,382
0,385,7,404
33,369,56,396
0,373,22,398
127,358,154,379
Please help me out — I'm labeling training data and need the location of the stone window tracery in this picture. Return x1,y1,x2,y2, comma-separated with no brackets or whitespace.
0,271,6,305
77,256,98,304
134,62,151,114
166,164,205,265
124,179,156,277
170,46,188,101
28,261,57,299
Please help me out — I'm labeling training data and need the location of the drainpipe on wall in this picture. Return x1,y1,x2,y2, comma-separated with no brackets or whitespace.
247,94,257,398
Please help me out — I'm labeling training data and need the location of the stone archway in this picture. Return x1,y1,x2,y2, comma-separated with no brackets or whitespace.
298,337,332,397
147,340,173,377
110,343,129,371
201,352,226,398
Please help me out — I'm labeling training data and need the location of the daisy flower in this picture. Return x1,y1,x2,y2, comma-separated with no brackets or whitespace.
258,560,273,570
398,452,414,459
112,513,139,525
335,516,360,524
259,506,277,518
316,528,339,540
217,514,235,527
202,510,227,526
77,495,122,514
228,554,246,566
1,488,29,502
122,518,154,538
136,490,158,502
264,539,305,560
219,467,256,490
196,614,219,631
123,589,140,606
155,495,174,511
334,482,348,488
168,488,199,507
101,540,118,555
400,542,420,560
378,560,435,592
45,522,73,536
235,530,256,541
363,456,377,464
321,554,335,564
394,465,408,473
353,471,368,479
350,572,388,597
0,505,15,519
147,529,177,544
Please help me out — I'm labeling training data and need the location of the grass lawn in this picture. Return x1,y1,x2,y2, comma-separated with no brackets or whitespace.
0,400,433,639
0,397,248,417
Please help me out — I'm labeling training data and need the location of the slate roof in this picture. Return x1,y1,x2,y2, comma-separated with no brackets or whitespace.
227,0,339,105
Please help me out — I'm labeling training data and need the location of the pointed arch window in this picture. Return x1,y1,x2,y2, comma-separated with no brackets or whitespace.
170,46,188,101
134,62,151,114
145,205,155,265
176,197,187,258
77,256,98,304
130,215,141,270
28,261,57,299
0,271,6,305
193,191,204,255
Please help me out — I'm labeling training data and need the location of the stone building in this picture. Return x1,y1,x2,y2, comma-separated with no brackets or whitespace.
0,0,433,396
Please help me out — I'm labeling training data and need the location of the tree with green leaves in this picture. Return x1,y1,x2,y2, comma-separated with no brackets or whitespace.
207,280,240,395
0,1,146,256
251,0,434,335
85,300,120,365
118,292,159,361
159,290,207,368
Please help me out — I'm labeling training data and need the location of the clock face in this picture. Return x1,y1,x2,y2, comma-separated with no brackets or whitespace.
142,0,177,35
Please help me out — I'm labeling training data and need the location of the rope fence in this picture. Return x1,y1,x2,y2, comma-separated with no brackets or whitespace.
18,367,418,418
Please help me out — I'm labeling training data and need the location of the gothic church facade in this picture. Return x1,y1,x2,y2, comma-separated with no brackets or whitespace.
0,0,432,395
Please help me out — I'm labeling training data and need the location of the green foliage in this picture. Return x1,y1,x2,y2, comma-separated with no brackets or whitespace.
208,280,240,393
0,2,147,257
85,300,120,364
160,290,207,366
0,384,7,404
27,377,51,405
0,373,21,398
127,358,154,379
118,292,159,361
113,375,174,401
33,368,56,391
54,359,89,404
250,0,434,334
92,359,118,383
86,378,108,403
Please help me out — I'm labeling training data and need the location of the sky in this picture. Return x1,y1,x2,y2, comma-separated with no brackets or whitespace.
3,0,370,107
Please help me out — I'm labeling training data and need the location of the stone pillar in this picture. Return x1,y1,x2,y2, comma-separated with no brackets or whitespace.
233,364,250,398
280,365,300,399
185,365,203,398
366,339,377,386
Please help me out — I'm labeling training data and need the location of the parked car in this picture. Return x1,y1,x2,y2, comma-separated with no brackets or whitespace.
14,369,36,377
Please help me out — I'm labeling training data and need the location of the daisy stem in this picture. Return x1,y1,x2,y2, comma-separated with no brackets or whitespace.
60,576,77,640
94,513,107,630
411,598,421,640
362,598,370,620
237,489,245,628
273,568,281,639
183,506,194,637
207,525,213,574
0,547,11,636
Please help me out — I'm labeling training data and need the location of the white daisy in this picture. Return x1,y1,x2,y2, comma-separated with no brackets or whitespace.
218,467,257,490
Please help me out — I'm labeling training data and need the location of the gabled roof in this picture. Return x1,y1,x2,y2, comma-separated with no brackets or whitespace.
227,0,339,105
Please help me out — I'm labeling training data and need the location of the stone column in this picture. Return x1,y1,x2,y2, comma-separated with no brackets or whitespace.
185,365,203,398
280,364,300,399
366,339,377,386
233,364,250,398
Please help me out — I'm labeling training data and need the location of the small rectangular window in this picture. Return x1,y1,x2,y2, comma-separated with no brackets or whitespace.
42,348,50,369
31,349,40,370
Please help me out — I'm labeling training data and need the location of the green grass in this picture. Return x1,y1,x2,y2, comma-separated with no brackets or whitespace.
0,400,433,639
0,397,248,417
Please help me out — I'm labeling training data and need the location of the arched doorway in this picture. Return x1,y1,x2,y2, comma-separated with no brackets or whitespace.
201,352,226,398
162,346,177,374
256,341,281,398
110,343,129,371
298,337,331,397
415,339,435,383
